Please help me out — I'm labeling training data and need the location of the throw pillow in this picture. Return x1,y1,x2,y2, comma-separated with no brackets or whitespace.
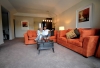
74,28,80,38
66,29,77,39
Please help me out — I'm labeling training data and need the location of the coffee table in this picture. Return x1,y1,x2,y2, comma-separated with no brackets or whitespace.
37,40,54,54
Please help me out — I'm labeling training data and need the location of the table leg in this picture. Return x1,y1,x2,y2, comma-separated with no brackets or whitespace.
38,50,40,54
52,48,54,53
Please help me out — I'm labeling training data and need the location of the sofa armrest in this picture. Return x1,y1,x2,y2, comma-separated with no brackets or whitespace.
59,30,67,37
57,31,60,38
82,36,99,57
24,33,29,44
54,30,57,38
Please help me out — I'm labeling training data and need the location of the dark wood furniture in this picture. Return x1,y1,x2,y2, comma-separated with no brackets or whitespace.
42,18,52,30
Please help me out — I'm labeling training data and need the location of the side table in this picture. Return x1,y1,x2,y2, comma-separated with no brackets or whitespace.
96,43,100,58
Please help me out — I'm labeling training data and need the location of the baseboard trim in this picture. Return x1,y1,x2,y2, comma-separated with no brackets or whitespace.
0,42,4,45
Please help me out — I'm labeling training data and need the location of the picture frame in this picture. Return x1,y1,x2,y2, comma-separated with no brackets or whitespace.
78,7,89,23
76,4,93,28
21,20,29,30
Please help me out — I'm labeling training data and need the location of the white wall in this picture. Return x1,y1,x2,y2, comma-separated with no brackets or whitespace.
15,16,34,37
76,4,93,28
15,16,46,37
54,0,100,30
34,17,45,30
0,6,4,44
9,13,15,40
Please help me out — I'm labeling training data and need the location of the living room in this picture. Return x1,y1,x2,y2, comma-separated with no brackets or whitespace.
0,0,100,68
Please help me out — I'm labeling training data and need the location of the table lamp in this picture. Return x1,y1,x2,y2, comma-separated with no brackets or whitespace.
59,26,65,30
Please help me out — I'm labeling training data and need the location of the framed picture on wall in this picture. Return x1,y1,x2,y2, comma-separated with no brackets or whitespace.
21,20,29,30
78,7,89,22
76,3,93,28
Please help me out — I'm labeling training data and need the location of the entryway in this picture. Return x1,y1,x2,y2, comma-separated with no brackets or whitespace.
1,6,10,41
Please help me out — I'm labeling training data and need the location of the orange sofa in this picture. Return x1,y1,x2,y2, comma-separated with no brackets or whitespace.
57,28,100,57
24,30,57,45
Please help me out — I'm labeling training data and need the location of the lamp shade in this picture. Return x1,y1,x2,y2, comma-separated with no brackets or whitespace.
59,26,65,30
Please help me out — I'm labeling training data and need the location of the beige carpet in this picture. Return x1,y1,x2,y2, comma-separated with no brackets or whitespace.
0,38,100,68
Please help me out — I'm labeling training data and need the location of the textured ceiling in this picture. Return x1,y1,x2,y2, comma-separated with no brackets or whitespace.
8,0,82,17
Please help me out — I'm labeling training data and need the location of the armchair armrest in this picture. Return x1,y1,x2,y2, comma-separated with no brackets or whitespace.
82,36,99,57
24,33,29,45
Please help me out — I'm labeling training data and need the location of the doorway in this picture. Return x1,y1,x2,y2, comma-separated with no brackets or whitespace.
42,18,52,30
1,6,10,41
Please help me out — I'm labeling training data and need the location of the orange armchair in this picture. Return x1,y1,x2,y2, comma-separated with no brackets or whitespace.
24,30,37,45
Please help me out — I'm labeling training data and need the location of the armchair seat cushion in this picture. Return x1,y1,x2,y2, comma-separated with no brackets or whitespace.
29,37,36,40
67,39,82,47
50,36,56,39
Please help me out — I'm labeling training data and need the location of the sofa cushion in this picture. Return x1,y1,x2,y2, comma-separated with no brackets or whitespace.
67,39,82,47
80,29,95,42
60,30,67,37
66,29,77,39
32,31,37,37
60,37,67,43
27,30,34,38
29,37,36,40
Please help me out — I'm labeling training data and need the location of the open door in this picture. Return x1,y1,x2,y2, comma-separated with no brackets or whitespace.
1,6,10,41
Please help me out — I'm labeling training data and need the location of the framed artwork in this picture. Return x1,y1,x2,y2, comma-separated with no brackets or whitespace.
79,8,89,22
76,4,93,28
21,20,29,30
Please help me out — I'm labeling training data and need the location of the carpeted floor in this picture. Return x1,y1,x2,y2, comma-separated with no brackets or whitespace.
0,38,100,68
